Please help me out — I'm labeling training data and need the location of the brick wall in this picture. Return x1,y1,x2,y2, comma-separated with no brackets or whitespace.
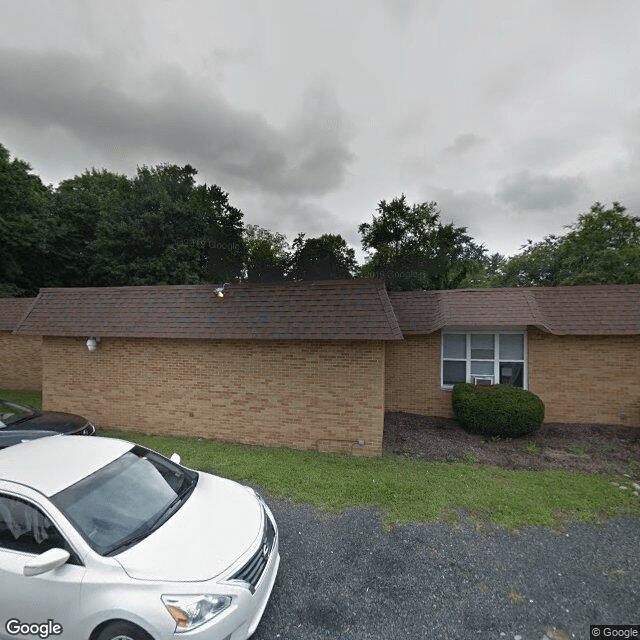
42,336,386,455
386,329,640,427
385,334,454,417
0,331,42,391
528,327,640,426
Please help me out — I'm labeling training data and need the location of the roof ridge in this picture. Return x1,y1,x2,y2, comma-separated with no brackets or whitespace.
229,277,384,289
522,290,554,333
38,284,214,293
12,294,41,335
375,283,404,339
437,290,451,328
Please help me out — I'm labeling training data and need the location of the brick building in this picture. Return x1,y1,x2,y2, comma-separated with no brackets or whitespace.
13,280,401,455
0,297,41,391
387,285,640,426
10,280,640,454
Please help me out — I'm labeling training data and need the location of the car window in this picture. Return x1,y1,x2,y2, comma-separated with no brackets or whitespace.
0,494,74,560
51,446,197,556
0,400,37,426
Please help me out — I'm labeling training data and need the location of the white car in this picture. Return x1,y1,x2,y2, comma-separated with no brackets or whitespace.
0,435,280,640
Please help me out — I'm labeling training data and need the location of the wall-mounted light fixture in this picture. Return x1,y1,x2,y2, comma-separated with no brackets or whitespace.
86,337,100,352
214,283,230,298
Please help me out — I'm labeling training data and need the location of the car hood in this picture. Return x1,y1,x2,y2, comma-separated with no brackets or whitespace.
114,472,263,582
15,411,87,433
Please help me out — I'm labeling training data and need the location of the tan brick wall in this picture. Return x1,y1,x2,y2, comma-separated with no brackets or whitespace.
42,337,385,455
0,330,42,391
528,327,640,426
385,334,454,417
386,329,640,427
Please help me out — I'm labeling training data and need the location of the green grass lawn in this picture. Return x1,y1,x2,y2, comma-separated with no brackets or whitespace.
3,390,638,530
100,428,640,531
0,389,43,407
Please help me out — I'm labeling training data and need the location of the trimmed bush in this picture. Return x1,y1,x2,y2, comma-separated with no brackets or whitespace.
452,382,544,439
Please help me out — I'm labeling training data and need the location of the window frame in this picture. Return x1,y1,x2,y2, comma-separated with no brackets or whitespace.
441,329,527,390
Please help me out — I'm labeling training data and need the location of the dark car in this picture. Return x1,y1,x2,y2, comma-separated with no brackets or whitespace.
0,399,96,436
0,429,62,449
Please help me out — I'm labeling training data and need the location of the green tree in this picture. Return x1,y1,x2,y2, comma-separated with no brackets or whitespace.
459,251,509,288
243,225,290,282
45,169,130,288
0,143,51,296
556,201,640,284
90,164,246,285
496,236,563,287
288,233,357,280
359,195,485,290
497,202,640,287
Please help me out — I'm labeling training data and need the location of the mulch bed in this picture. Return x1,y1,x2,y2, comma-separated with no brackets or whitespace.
383,412,640,476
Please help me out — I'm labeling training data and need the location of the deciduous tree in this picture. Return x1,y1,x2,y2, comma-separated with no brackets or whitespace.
0,144,51,296
243,225,290,282
45,169,130,287
288,233,357,280
359,195,485,290
496,202,640,286
89,164,246,285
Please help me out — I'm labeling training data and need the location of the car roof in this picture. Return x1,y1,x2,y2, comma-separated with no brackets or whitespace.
0,435,134,496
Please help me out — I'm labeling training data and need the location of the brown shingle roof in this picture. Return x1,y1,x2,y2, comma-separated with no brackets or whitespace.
389,284,640,335
15,279,403,341
531,284,640,334
0,298,35,331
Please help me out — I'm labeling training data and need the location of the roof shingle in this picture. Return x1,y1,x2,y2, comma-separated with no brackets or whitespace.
13,282,640,340
389,284,640,335
0,298,36,331
15,279,404,341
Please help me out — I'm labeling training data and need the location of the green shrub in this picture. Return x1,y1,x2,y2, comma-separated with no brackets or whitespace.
452,383,544,439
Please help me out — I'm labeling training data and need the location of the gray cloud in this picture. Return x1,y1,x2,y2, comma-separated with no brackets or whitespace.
495,170,586,211
0,48,355,196
239,193,343,238
441,133,485,157
432,188,516,252
432,186,590,257
236,190,365,261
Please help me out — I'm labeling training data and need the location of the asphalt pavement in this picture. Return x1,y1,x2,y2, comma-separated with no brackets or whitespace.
254,498,639,640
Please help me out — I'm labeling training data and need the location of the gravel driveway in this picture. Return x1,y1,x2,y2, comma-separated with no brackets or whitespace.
254,498,639,640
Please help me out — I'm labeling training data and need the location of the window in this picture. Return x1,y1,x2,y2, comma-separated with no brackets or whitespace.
52,446,197,556
442,331,526,388
0,495,67,555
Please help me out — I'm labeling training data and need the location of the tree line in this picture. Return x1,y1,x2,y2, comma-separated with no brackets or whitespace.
1,142,638,297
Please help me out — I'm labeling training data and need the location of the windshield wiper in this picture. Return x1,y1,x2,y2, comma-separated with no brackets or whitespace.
106,476,197,556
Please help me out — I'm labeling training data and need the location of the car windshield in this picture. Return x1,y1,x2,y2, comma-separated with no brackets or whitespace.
0,400,38,427
51,446,198,556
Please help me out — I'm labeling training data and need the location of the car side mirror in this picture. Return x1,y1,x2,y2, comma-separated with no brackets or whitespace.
170,453,181,464
23,548,70,577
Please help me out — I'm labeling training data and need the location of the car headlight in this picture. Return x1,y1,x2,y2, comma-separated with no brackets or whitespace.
78,421,96,436
161,594,232,632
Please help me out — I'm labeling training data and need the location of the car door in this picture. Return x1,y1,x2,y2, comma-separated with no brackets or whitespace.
0,493,86,640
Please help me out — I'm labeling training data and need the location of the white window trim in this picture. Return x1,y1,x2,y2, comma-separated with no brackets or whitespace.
440,329,528,390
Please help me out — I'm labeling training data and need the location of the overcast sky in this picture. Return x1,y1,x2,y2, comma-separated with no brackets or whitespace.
1,0,639,261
